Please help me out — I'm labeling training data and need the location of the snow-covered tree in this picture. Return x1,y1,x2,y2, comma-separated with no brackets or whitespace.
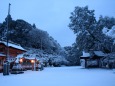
64,44,81,66
0,15,62,55
69,6,96,34
97,16,115,30
69,6,115,53
69,6,97,51
66,6,115,66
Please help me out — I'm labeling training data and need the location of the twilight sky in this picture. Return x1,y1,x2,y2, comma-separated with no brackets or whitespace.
0,0,115,47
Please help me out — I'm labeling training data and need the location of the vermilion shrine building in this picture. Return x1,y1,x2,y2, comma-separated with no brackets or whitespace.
0,41,26,72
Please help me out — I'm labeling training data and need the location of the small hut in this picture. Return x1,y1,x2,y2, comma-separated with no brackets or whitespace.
80,51,90,68
80,51,105,68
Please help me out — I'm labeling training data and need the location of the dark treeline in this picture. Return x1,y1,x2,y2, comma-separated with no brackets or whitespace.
0,15,62,54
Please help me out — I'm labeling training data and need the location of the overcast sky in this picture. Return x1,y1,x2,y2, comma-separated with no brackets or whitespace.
0,0,115,47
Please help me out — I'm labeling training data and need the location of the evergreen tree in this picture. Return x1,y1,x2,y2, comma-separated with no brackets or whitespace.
69,6,97,51
69,6,115,53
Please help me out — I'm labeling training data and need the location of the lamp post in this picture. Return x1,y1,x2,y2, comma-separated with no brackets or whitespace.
31,60,34,71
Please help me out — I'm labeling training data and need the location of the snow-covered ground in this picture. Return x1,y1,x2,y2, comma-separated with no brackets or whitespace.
0,66,115,86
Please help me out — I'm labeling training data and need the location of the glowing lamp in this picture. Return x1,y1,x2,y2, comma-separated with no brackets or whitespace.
19,58,23,63
31,60,35,63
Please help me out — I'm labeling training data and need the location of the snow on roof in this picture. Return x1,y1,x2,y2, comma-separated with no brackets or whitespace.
16,54,24,59
25,57,36,60
81,51,90,57
94,51,105,56
0,41,25,51
0,53,6,56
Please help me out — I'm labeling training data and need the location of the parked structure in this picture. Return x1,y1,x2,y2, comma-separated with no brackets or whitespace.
0,41,26,72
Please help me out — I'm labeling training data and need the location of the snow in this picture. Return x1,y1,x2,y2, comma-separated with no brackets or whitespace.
0,53,6,56
0,66,115,86
81,51,90,57
25,57,36,60
104,26,115,38
0,41,25,51
102,27,109,34
15,54,24,63
113,40,115,45
94,51,105,56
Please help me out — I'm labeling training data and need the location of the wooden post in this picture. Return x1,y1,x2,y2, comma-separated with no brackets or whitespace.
85,59,87,68
98,59,101,68
34,61,36,71
32,63,34,71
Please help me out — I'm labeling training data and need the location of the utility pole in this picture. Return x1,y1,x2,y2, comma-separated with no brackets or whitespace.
6,3,11,61
3,3,11,76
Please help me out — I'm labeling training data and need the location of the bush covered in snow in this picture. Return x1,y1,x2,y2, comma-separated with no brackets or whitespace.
102,52,115,68
48,55,69,67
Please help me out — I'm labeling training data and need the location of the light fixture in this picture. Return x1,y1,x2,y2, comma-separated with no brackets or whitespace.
31,60,35,63
19,58,23,63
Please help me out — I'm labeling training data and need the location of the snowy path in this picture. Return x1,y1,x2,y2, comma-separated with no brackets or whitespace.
0,66,115,86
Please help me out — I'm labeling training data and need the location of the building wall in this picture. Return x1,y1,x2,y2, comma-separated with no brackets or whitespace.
9,47,25,58
0,44,6,70
0,44,6,54
0,56,5,72
0,44,25,58
0,43,26,72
